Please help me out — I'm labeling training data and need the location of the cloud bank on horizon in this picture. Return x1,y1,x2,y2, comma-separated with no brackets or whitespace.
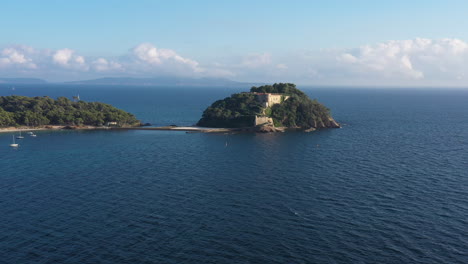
1,38,468,86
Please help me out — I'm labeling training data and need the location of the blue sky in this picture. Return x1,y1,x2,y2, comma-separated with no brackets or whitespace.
2,0,468,85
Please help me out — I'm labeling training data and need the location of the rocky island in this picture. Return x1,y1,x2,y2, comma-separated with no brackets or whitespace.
0,95,140,128
197,83,340,132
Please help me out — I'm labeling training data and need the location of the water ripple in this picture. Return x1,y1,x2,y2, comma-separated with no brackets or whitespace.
1,88,468,263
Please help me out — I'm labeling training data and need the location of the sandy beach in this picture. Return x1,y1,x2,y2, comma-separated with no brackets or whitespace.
0,127,57,133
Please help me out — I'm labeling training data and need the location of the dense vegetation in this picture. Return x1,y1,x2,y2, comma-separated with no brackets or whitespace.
197,83,339,129
0,95,140,127
250,82,307,96
269,94,333,128
196,92,263,127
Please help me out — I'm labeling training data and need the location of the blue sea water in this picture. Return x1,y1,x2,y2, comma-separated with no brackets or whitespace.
0,84,467,264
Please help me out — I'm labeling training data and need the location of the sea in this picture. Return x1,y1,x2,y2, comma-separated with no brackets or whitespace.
0,84,467,264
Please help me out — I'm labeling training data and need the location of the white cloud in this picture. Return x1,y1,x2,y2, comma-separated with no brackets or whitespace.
0,46,37,69
338,53,357,63
52,48,88,71
92,58,123,72
208,38,468,85
333,38,468,82
3,38,468,85
276,63,288,69
75,56,85,65
52,49,73,66
0,43,224,81
131,43,200,72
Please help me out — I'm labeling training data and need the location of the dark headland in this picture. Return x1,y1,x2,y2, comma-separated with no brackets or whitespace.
197,83,340,132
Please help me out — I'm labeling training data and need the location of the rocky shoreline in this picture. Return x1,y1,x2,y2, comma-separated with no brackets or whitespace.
1,118,341,134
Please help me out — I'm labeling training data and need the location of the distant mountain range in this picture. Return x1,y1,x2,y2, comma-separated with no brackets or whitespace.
0,77,260,87
65,77,257,87
0,78,47,84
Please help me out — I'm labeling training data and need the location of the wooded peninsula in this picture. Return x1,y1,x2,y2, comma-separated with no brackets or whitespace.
0,95,140,127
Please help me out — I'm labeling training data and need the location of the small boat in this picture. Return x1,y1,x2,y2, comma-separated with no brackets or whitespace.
16,131,24,139
27,132,33,135
10,135,19,147
30,133,37,137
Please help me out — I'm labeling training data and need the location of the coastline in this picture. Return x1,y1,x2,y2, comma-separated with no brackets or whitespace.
0,125,240,134
0,126,63,133
0,125,331,134
0,125,112,134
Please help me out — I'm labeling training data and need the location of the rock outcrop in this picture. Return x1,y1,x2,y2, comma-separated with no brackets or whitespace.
255,125,286,133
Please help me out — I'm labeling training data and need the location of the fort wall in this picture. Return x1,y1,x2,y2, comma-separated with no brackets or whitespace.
254,116,274,126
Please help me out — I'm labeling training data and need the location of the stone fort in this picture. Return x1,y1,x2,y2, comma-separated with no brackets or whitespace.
254,93,290,108
252,93,290,126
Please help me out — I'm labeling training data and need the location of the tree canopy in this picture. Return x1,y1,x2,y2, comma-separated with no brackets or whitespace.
250,83,306,97
197,92,263,127
0,95,140,127
269,94,332,128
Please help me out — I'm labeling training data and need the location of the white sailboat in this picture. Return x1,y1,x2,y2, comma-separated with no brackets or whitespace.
16,131,24,139
10,135,19,147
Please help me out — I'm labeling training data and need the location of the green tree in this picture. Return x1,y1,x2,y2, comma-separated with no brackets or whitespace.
0,95,140,127
0,107,16,126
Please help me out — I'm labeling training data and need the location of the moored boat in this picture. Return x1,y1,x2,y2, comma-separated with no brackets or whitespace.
10,135,19,147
